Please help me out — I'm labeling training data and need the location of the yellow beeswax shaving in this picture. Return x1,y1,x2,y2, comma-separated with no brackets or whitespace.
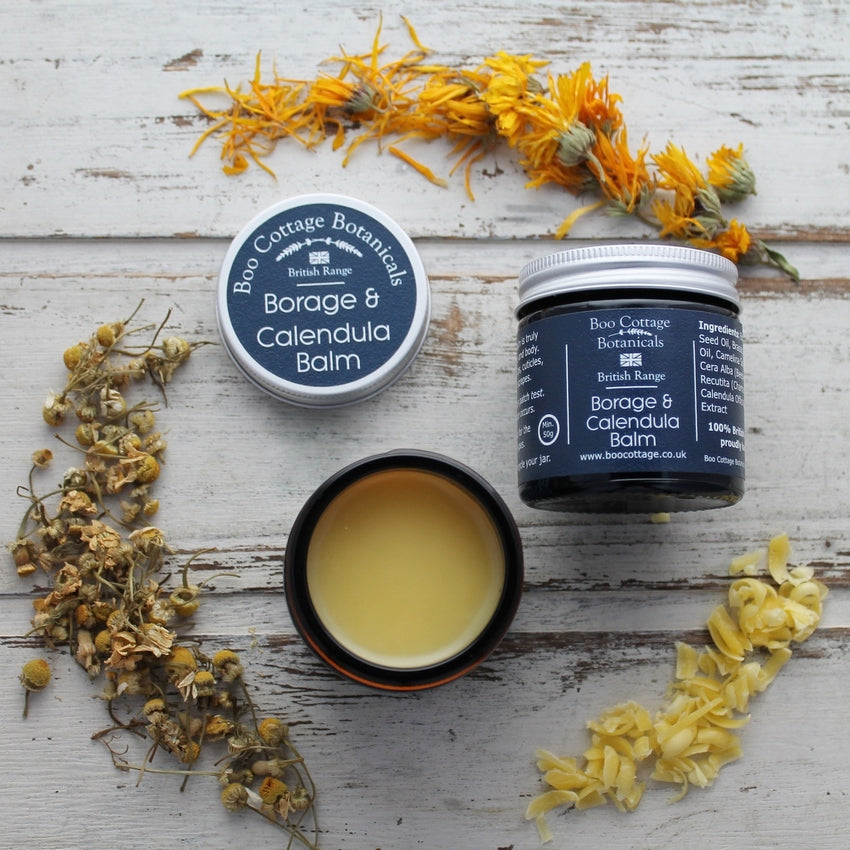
527,534,828,843
729,547,766,576
768,532,792,584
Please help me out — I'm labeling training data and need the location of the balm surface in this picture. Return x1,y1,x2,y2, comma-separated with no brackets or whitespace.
305,469,506,669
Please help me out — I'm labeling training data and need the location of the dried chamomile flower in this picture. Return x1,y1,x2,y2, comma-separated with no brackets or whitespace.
12,306,320,848
10,538,40,577
20,657,52,691
20,658,52,717
169,584,200,618
63,342,89,371
258,717,289,747
128,525,167,555
162,335,192,363
205,715,236,741
252,756,294,778
129,408,156,434
142,696,169,721
221,782,250,812
193,669,216,699
259,776,290,806
132,453,161,485
164,645,198,680
42,391,71,426
212,649,244,682
96,321,124,349
99,386,128,420
93,629,113,654
32,448,54,468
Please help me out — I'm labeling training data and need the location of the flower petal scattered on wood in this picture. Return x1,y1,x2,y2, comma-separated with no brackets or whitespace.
180,17,798,279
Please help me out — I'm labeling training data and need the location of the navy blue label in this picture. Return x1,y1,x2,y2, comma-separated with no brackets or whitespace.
224,202,418,388
517,307,745,482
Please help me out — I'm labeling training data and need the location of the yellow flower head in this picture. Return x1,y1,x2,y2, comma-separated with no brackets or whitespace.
221,783,249,812
479,52,549,149
589,130,654,214
707,143,757,202
653,143,706,203
307,75,381,114
258,776,290,805
692,219,753,263
547,63,622,132
258,716,289,746
504,62,623,190
651,195,712,241
481,52,547,110
652,142,728,241
212,648,244,681
414,71,492,138
20,658,52,691
483,51,549,83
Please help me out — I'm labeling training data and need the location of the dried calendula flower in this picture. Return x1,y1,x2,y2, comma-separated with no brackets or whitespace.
527,534,827,843
180,16,797,279
20,658,52,717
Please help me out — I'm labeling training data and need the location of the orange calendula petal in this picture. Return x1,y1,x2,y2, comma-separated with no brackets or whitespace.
388,145,449,187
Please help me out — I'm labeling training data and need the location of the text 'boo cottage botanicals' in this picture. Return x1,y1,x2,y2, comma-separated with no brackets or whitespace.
217,194,430,408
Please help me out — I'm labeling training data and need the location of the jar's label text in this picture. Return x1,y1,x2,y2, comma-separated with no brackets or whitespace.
517,308,745,481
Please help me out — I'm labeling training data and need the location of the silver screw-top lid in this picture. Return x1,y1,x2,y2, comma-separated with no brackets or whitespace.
518,243,740,312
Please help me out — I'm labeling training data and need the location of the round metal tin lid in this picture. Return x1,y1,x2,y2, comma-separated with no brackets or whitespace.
518,243,740,312
217,194,431,407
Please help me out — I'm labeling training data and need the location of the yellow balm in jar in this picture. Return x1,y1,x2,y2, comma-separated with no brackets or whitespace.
306,468,505,669
285,451,524,690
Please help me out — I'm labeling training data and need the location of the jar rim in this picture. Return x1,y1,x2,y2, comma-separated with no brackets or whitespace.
284,450,524,690
518,243,740,312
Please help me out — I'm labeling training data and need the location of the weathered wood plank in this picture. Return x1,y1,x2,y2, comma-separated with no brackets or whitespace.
1,0,849,238
4,621,849,849
2,239,850,599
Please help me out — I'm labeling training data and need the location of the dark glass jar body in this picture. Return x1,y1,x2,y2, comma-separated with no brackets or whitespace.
516,243,745,514
517,289,744,512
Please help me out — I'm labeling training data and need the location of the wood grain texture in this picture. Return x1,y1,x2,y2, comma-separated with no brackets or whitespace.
2,1,850,848
2,0,849,241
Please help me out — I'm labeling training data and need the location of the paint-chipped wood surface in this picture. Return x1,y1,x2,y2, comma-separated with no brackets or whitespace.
2,2,849,849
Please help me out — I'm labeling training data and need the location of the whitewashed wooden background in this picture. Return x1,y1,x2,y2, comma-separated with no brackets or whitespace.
2,1,849,848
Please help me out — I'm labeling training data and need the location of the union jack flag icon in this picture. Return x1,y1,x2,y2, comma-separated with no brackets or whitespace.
620,352,642,367
309,250,330,265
